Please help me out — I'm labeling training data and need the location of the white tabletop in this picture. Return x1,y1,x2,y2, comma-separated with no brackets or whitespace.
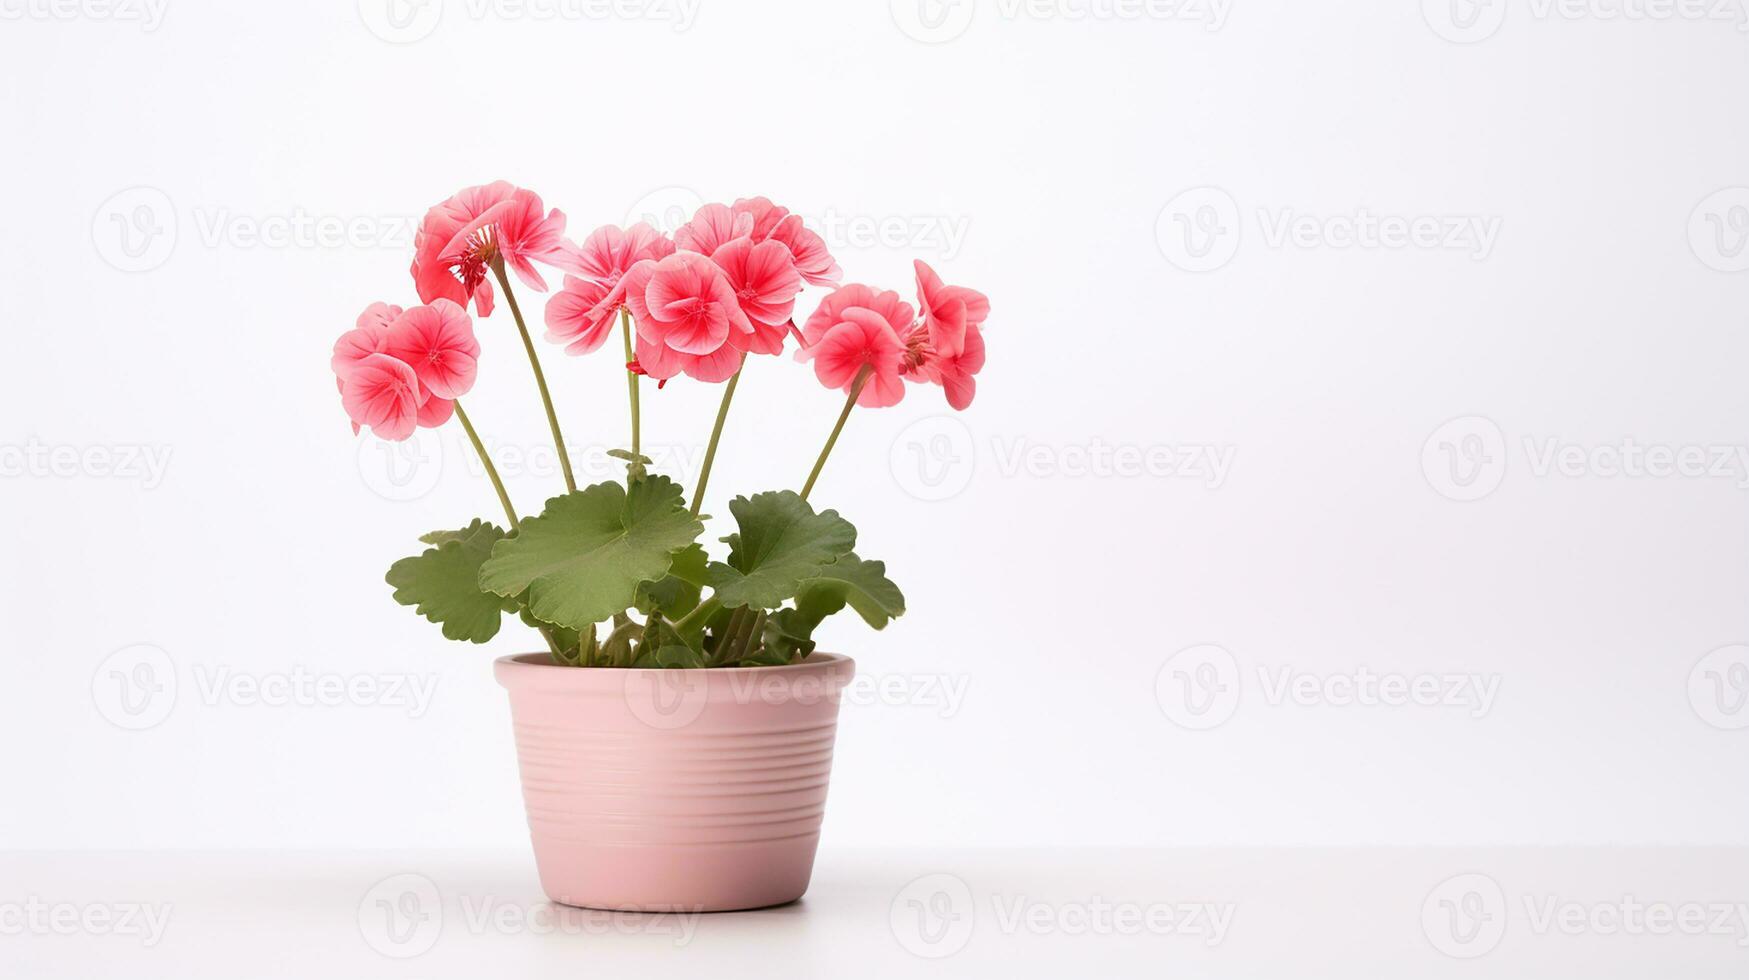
3,847,1746,978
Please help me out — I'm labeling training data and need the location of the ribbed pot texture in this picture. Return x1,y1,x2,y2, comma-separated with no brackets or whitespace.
494,652,855,912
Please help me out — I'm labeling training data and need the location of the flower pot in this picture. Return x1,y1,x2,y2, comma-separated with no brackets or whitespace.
493,651,856,912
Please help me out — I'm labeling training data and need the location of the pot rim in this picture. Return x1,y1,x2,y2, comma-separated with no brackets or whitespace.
494,650,853,676
494,650,856,694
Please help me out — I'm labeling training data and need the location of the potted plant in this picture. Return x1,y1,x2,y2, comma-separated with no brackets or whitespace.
328,183,989,911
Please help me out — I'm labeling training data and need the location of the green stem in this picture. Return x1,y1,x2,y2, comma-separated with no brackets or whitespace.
491,258,576,494
453,400,518,532
453,400,562,659
800,367,871,501
673,597,722,638
620,308,642,478
692,354,746,516
740,610,768,662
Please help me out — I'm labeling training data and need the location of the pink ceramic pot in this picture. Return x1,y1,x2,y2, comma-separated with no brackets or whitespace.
494,651,856,912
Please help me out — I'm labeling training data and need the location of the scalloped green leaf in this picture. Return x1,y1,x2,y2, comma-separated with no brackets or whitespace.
705,491,857,610
387,521,511,643
635,543,707,620
477,477,704,631
798,554,905,629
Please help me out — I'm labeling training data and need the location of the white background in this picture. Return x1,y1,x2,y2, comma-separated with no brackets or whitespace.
2,0,1746,858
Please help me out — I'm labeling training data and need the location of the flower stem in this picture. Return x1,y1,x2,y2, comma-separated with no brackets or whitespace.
692,353,746,517
453,400,518,532
491,258,576,494
453,400,562,659
800,367,871,502
620,308,643,480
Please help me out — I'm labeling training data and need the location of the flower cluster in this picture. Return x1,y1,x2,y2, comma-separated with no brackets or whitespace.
331,299,479,440
339,183,988,441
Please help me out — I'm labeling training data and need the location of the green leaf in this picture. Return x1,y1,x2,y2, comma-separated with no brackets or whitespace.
635,614,707,669
477,477,704,631
797,554,906,629
634,543,707,620
760,608,817,664
387,521,511,643
705,491,857,610
757,553,904,662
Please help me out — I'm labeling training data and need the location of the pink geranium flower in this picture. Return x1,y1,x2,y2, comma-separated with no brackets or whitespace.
912,259,989,359
731,197,841,286
331,301,402,379
902,318,986,410
543,223,675,356
619,252,754,383
383,299,479,400
544,276,616,355
797,284,912,407
710,236,803,355
411,182,571,314
561,222,675,287
340,353,425,442
672,203,753,257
